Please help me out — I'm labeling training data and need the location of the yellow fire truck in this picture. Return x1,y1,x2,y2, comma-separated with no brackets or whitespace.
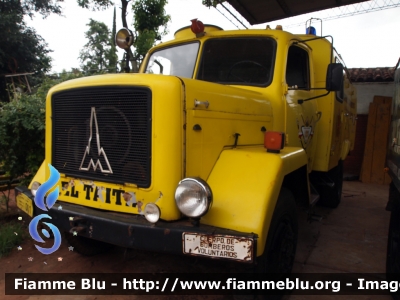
386,67,400,278
16,20,356,274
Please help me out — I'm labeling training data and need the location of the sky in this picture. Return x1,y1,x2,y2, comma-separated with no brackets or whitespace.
24,0,400,74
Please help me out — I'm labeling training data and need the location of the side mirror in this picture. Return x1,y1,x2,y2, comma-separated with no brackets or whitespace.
326,63,343,91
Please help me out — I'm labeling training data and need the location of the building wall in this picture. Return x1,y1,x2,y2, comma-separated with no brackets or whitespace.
354,82,394,114
344,82,394,177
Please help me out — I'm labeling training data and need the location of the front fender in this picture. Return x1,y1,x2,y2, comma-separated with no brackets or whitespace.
202,146,307,256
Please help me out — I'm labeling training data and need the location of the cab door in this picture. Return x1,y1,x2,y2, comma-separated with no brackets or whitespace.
285,43,319,172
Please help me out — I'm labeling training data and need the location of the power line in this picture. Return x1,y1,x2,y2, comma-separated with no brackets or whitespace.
284,0,400,28
214,1,250,29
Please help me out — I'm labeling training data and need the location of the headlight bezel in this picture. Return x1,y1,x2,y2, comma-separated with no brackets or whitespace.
175,177,213,218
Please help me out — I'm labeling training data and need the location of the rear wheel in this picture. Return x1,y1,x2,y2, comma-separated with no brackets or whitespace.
316,160,343,208
64,232,113,256
387,184,400,299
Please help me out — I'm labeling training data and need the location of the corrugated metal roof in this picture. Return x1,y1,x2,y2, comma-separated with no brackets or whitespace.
348,67,395,82
226,0,369,25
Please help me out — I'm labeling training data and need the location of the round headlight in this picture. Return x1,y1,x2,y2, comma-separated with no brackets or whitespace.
175,178,212,218
144,203,161,223
30,181,41,197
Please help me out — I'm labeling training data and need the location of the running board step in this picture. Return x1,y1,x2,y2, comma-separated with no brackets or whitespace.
310,184,320,206
308,212,323,222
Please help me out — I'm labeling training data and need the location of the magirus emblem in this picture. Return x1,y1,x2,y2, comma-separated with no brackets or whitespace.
79,107,113,174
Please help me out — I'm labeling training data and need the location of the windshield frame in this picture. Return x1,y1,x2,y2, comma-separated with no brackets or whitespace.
144,41,200,78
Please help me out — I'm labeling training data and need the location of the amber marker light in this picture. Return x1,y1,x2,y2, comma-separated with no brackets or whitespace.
264,131,285,153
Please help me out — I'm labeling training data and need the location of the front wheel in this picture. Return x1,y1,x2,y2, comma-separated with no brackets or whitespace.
257,188,298,275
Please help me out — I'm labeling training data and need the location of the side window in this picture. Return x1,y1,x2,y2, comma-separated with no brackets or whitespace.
286,46,309,90
335,57,344,102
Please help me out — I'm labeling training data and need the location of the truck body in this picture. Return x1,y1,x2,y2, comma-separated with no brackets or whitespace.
16,23,356,271
386,67,400,276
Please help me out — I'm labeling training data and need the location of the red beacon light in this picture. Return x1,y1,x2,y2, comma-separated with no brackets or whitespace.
264,131,285,153
190,18,205,37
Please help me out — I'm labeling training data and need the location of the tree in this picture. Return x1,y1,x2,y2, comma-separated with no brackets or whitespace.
117,0,170,72
108,7,118,70
0,0,114,101
77,0,113,10
131,0,170,64
79,19,118,74
202,0,225,8
0,1,53,101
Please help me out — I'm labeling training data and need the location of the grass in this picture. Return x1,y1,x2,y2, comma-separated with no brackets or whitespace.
0,221,26,258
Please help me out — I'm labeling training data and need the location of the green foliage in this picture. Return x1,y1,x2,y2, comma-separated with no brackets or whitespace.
15,0,63,19
0,71,84,183
0,0,116,102
79,19,118,74
77,0,114,10
0,93,45,182
131,0,170,63
202,0,225,8
111,6,117,46
134,30,157,61
0,222,25,258
0,0,53,101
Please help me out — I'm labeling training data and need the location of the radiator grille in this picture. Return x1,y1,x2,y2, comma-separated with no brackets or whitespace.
52,86,152,187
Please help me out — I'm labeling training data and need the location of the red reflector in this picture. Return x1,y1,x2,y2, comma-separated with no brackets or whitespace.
264,131,285,153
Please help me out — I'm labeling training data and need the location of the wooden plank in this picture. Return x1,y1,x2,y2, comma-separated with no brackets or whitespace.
371,102,391,184
360,103,377,183
373,95,393,105
0,183,18,192
383,96,393,185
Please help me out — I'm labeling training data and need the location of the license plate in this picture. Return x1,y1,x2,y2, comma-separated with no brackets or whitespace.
16,193,34,217
183,233,253,262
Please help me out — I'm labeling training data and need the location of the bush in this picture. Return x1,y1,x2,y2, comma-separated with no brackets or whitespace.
0,222,25,258
0,93,45,184
0,71,84,184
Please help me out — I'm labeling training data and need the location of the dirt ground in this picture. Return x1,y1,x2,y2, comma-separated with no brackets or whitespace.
0,181,393,300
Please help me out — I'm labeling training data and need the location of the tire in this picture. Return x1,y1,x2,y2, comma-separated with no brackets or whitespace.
257,188,298,275
253,189,297,300
386,185,400,300
317,160,343,208
64,232,113,256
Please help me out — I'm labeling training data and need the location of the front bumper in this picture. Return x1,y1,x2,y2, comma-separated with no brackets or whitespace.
15,186,257,262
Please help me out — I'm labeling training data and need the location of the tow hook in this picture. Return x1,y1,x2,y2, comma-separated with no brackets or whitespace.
69,216,88,234
69,226,87,234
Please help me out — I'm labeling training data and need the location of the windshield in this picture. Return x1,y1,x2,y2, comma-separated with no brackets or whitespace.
145,42,199,78
197,38,276,86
